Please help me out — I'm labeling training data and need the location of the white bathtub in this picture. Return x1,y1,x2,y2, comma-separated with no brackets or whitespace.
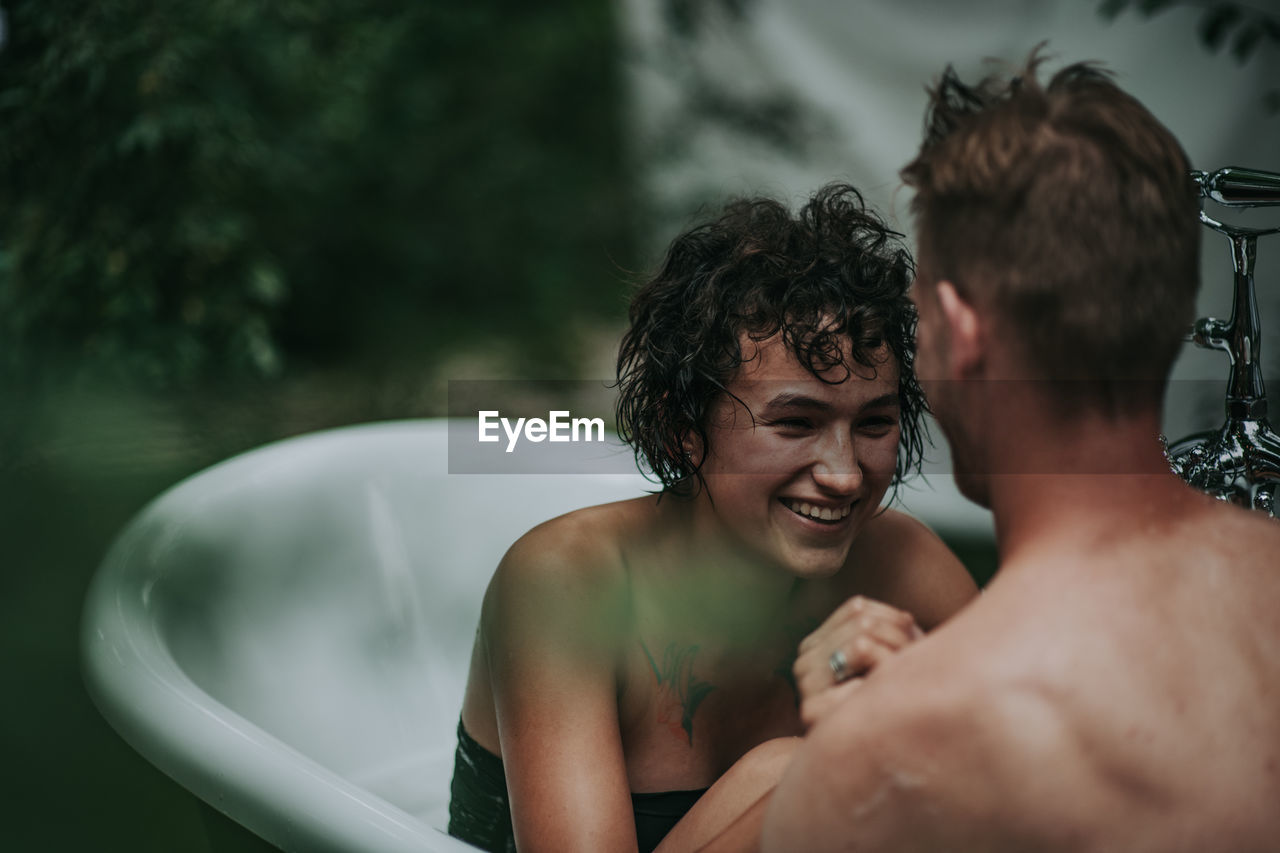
81,419,990,852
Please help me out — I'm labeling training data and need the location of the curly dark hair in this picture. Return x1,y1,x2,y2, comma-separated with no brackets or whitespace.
615,182,925,498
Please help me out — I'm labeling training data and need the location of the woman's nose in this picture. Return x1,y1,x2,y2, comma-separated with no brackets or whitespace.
811,434,862,495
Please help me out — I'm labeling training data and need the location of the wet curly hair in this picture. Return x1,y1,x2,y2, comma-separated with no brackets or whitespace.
615,182,925,498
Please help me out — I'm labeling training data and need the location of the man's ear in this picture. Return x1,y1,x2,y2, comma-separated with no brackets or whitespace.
936,281,984,378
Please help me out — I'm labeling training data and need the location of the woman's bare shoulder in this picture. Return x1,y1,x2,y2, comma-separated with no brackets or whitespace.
485,495,656,612
838,507,979,628
503,495,653,569
847,507,954,568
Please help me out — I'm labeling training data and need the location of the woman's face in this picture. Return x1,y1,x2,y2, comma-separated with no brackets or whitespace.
693,333,901,579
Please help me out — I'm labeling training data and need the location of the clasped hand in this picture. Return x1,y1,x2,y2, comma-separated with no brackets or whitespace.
793,595,923,728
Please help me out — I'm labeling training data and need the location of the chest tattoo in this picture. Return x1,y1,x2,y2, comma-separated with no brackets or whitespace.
640,639,716,745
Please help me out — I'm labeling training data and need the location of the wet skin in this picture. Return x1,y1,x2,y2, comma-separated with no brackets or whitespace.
457,334,977,853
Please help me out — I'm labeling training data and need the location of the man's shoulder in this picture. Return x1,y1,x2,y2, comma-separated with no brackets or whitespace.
1200,498,1280,561
787,641,1086,834
813,634,1048,747
766,651,1042,851
811,590,1088,783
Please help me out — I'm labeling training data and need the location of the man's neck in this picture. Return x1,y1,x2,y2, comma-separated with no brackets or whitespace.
979,404,1193,568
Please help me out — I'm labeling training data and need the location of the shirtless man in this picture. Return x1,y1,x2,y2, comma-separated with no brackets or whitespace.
753,56,1280,851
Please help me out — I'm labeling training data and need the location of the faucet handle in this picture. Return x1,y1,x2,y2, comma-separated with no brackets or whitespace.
1198,167,1280,208
1186,316,1232,353
1255,484,1276,518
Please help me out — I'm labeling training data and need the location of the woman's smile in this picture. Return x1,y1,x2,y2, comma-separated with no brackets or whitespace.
692,332,901,578
779,497,855,525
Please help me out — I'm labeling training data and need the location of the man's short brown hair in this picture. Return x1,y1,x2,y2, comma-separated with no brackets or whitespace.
901,50,1200,411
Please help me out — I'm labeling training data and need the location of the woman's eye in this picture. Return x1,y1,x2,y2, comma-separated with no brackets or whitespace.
860,417,899,434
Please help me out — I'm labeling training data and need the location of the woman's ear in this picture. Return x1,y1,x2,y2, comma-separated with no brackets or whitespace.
936,281,984,379
681,431,704,469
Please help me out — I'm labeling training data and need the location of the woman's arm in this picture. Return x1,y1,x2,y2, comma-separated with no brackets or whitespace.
483,522,639,853
654,737,798,853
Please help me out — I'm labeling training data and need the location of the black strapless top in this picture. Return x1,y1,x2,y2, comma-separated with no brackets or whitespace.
448,719,707,852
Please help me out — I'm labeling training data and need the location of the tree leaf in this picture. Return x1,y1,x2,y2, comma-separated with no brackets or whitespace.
1260,16,1280,42
1231,22,1263,62
1097,0,1131,22
1199,3,1244,52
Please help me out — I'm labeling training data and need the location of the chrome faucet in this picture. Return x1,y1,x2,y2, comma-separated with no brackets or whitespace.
1164,167,1280,518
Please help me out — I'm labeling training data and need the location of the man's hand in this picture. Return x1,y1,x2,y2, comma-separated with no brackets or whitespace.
793,595,922,728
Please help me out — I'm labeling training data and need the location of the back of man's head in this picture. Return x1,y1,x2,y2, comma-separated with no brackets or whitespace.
901,49,1200,413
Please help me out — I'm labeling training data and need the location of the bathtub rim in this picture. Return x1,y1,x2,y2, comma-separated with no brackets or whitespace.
79,416,991,851
80,419,481,853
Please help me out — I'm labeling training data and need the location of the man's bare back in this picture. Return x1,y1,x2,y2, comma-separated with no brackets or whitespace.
736,51,1280,853
768,484,1280,852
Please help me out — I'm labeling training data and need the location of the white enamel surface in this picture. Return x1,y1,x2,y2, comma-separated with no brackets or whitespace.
81,418,988,852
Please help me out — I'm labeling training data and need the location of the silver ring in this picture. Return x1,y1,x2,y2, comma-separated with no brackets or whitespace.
829,649,850,683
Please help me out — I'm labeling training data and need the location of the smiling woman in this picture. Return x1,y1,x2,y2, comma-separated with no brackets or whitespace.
449,183,979,853
694,335,901,579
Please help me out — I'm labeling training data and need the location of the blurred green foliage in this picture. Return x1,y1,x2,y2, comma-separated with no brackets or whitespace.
0,0,635,389
0,7,637,846
1098,0,1280,113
